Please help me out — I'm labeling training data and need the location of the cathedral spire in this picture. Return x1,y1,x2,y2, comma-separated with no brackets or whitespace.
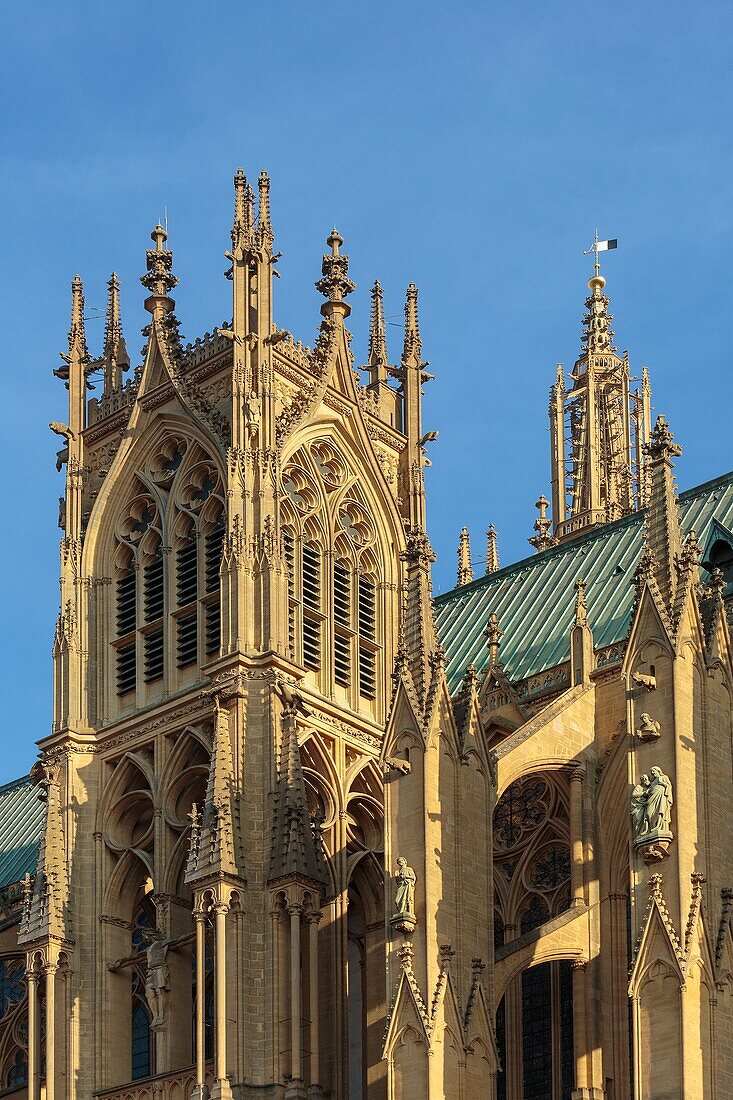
102,273,129,395
457,527,474,586
367,279,389,386
548,266,651,542
396,282,434,531
486,524,499,574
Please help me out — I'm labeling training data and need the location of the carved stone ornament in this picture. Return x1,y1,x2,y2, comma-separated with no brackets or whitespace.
390,856,417,934
630,766,673,864
635,712,661,742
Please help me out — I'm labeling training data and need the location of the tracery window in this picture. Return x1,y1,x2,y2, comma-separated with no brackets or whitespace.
280,439,384,711
496,961,574,1100
131,901,155,1079
110,439,225,708
0,957,28,1089
493,774,571,945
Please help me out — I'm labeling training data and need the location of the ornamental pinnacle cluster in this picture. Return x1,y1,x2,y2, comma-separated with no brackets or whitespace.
0,172,732,1100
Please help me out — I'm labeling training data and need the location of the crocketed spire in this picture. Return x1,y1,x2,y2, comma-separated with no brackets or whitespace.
457,527,474,586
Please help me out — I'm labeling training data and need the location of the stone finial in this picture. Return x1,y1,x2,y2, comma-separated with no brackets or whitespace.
102,273,130,395
485,524,499,574
141,223,178,312
528,494,555,553
485,612,503,667
315,228,355,302
646,414,682,463
457,527,474,587
581,271,615,356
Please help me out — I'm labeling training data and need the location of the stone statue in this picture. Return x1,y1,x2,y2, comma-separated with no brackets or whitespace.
394,857,416,916
245,390,261,437
636,712,661,742
108,927,193,1030
630,767,674,863
141,929,172,1029
391,857,417,933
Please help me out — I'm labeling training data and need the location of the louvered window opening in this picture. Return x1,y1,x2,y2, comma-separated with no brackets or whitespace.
359,645,376,699
116,569,136,637
358,577,376,640
302,544,321,610
302,543,322,672
177,537,198,608
177,614,198,668
205,601,220,657
334,631,351,687
283,530,296,655
205,519,225,594
303,617,321,672
144,629,164,683
333,563,351,627
358,576,377,699
144,554,164,623
116,642,136,696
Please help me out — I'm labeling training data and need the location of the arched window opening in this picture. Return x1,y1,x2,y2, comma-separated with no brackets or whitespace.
709,537,733,589
6,1049,28,1088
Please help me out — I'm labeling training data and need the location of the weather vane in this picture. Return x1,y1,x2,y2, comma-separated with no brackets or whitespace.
583,230,618,275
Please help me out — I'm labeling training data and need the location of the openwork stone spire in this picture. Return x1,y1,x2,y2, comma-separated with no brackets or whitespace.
548,270,652,542
457,527,474,586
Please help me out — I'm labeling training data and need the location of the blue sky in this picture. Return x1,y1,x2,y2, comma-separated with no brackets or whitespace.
1,2,731,782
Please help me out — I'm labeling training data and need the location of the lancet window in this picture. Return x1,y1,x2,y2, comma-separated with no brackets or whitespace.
109,438,225,711
280,439,384,713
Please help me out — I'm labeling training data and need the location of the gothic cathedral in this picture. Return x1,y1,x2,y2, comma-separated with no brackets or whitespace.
0,170,732,1100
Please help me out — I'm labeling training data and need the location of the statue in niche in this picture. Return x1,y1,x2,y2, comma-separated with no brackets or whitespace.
630,766,674,863
245,390,261,438
636,712,661,742
390,857,417,934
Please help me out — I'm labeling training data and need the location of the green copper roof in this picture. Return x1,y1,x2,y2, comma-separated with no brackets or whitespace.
0,776,43,890
435,471,733,692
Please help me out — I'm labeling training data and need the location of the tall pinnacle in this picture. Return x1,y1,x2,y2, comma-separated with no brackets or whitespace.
231,167,255,257
257,170,274,250
486,525,499,574
68,274,90,368
457,527,474,586
102,273,130,395
367,280,389,385
403,282,422,365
